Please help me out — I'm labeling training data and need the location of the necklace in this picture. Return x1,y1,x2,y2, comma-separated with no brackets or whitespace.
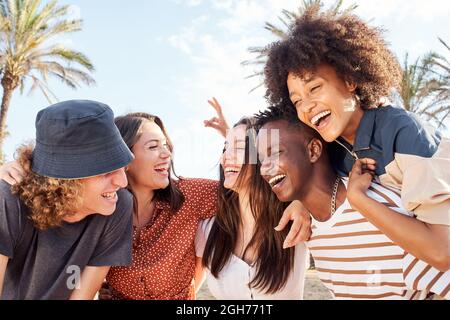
330,176,341,216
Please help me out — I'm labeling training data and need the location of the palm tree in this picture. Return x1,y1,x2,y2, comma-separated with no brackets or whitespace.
0,0,95,154
425,38,450,129
399,53,436,115
242,0,357,91
398,40,450,130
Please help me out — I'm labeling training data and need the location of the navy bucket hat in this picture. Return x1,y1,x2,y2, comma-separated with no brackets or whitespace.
32,100,134,179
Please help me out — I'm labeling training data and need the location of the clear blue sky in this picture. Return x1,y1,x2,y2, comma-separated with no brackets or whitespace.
3,0,450,179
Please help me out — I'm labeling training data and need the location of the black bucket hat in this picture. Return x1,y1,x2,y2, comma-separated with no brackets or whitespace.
32,100,134,179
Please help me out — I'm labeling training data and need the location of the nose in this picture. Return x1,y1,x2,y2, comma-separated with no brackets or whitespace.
297,99,316,114
220,151,234,170
110,168,128,188
223,146,235,162
260,158,274,177
160,146,171,159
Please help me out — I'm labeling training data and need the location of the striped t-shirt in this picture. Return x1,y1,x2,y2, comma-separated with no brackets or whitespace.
307,178,449,300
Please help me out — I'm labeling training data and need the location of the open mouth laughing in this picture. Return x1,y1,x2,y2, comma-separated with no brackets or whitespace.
224,166,240,176
154,162,170,176
101,190,118,201
310,110,331,130
268,174,287,189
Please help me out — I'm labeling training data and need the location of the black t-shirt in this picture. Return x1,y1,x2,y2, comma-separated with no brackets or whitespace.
0,181,133,300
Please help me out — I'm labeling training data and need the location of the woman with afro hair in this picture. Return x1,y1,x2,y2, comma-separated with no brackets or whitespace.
263,4,449,279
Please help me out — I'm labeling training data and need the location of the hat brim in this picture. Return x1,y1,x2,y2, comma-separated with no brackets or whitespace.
32,138,134,179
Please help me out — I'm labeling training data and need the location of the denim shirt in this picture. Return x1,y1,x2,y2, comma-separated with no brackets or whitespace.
330,105,441,176
330,105,449,226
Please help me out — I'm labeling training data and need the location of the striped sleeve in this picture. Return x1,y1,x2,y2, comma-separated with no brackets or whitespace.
403,252,450,299
307,180,442,300
370,182,450,298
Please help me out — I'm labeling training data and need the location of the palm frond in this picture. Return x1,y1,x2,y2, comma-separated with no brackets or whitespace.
243,0,357,93
438,37,450,51
27,73,58,103
398,46,450,129
0,0,95,102
437,109,450,129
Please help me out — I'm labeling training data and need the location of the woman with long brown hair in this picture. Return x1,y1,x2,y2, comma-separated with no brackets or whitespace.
195,117,309,299
103,112,219,299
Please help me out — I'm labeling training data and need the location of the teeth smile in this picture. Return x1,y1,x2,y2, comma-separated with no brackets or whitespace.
102,192,117,200
311,110,331,126
269,174,286,188
225,168,239,173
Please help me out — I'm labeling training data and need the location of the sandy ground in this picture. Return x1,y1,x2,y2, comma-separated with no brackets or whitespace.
196,269,332,300
197,270,445,300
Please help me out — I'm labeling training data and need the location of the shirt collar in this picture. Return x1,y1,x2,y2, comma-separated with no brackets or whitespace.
353,109,376,151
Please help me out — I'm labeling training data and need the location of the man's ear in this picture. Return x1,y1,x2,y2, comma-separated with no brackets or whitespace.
345,81,357,93
307,138,323,163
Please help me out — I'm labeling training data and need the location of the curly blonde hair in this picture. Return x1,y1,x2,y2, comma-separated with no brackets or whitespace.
11,144,84,230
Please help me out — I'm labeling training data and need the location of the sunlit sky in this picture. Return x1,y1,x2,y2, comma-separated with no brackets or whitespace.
3,0,450,179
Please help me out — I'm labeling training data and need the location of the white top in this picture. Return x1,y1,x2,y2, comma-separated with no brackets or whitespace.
195,217,309,300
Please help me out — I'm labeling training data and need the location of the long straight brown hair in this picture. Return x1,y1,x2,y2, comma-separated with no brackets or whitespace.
202,117,295,294
114,112,185,214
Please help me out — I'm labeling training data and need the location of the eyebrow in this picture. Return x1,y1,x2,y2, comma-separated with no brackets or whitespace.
224,139,246,146
289,75,317,98
144,139,165,145
260,141,282,155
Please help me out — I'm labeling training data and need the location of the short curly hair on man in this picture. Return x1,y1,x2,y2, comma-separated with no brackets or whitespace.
11,144,84,230
264,5,402,110
255,103,323,146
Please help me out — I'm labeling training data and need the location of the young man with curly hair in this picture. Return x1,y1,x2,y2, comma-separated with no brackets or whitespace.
0,100,134,299
263,5,449,276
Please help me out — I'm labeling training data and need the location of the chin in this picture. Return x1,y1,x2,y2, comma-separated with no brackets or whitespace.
223,179,237,190
97,206,116,216
95,203,117,216
276,188,298,203
155,180,170,189
322,135,335,143
325,124,345,142
319,129,336,142
223,182,234,190
273,191,288,203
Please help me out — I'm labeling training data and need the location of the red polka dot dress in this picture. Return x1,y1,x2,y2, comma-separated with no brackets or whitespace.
106,178,218,300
